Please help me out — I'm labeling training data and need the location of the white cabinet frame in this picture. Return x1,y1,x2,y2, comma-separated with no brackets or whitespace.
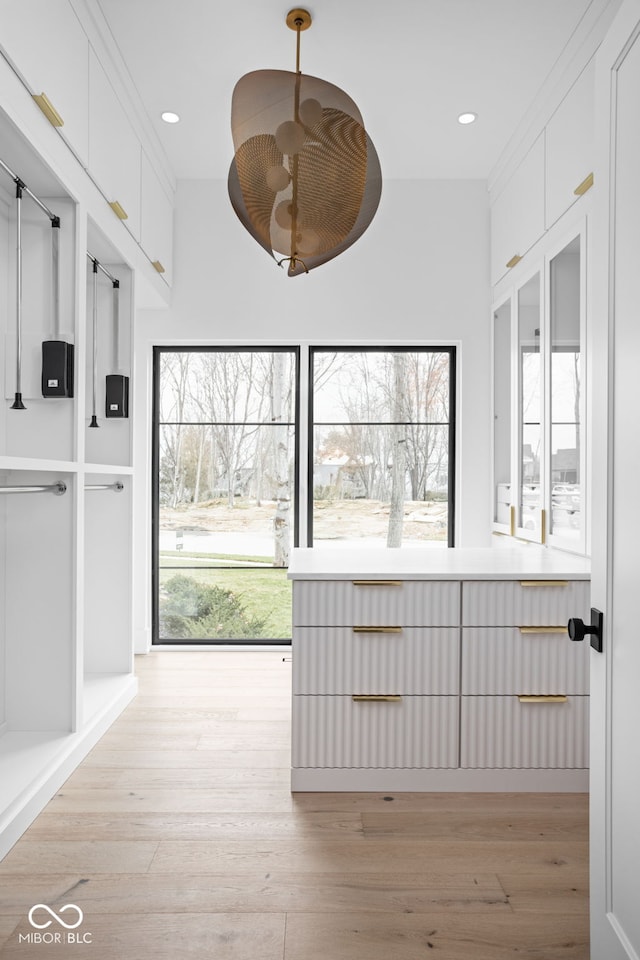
491,211,589,556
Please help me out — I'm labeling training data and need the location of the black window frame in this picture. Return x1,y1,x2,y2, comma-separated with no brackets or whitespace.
307,345,457,548
152,345,300,646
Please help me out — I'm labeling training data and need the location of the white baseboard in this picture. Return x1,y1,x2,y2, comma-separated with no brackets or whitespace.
291,767,589,793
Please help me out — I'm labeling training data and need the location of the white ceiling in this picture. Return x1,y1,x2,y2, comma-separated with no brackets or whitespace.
96,0,597,182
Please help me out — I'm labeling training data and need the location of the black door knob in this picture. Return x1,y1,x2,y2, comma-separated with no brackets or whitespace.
567,608,603,653
567,618,588,641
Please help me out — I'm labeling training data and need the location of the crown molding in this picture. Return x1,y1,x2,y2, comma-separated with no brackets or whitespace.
69,0,176,200
488,0,622,200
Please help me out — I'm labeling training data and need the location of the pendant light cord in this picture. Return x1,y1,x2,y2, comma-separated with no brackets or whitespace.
295,19,302,74
290,18,303,269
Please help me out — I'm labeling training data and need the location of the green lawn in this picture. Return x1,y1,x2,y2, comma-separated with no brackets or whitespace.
158,564,292,639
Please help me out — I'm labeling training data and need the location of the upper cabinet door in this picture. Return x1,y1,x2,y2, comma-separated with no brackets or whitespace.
545,61,594,229
491,134,545,287
140,151,174,286
0,0,89,165
88,49,141,242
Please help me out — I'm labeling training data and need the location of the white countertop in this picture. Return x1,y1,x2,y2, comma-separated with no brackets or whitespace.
287,546,591,580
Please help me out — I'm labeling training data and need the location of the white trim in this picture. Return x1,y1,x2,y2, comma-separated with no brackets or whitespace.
155,645,290,653
488,0,623,197
291,767,588,793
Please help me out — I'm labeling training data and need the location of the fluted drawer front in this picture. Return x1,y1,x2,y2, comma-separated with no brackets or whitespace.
293,580,460,626
462,628,589,695
292,696,459,768
294,627,459,695
461,695,588,769
462,580,590,626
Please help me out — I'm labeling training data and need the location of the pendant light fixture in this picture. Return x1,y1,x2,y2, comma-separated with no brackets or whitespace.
228,8,382,277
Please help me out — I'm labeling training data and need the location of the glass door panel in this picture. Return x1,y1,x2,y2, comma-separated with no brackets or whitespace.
549,235,582,544
493,299,512,529
517,272,543,540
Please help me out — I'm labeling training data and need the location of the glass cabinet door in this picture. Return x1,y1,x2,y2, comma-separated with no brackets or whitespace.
492,299,512,530
548,234,583,547
517,272,543,540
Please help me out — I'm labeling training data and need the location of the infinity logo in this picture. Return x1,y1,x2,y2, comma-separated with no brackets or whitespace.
28,904,84,930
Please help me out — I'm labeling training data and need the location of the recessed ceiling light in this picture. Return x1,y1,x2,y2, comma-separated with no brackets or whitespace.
161,111,180,124
458,112,477,125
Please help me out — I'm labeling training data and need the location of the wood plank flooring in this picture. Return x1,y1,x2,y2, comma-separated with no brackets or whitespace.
0,651,589,959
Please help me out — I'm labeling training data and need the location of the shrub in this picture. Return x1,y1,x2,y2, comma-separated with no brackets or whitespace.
160,574,268,639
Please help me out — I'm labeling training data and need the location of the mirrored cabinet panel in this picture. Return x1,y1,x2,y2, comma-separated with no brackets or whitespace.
491,222,586,554
548,233,584,550
492,299,512,531
517,272,543,541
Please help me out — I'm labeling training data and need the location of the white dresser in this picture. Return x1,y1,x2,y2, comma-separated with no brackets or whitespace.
288,547,591,792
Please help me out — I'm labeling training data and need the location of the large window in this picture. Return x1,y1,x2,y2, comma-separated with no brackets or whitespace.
153,348,298,644
309,348,455,547
153,345,456,644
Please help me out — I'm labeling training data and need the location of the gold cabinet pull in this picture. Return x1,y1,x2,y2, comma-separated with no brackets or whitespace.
574,172,594,196
519,580,568,587
32,92,64,127
518,695,568,703
352,695,403,703
152,260,165,273
506,254,522,269
352,580,402,586
109,200,128,220
352,626,402,634
510,505,516,536
519,626,567,635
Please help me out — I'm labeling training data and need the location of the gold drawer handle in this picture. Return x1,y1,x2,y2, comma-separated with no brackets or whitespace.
109,200,129,220
519,580,568,587
519,626,567,635
352,626,402,634
352,580,402,587
32,92,64,127
574,172,594,196
352,695,403,703
518,695,568,703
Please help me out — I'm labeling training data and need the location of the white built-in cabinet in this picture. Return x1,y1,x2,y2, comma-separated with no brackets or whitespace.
88,50,141,242
545,60,595,229
0,112,136,859
0,0,174,285
491,133,545,286
140,152,174,286
491,219,587,554
491,60,594,287
289,548,590,792
0,0,90,166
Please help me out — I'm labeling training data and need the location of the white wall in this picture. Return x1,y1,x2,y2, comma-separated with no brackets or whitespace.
132,176,491,650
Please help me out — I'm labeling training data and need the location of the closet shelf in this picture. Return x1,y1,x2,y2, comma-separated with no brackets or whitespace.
83,462,133,475
0,456,79,473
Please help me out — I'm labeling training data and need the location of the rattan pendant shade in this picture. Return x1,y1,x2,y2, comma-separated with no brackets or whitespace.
228,11,381,277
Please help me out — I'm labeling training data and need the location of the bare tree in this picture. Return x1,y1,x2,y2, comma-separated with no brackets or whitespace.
270,352,291,566
160,352,191,506
387,352,407,547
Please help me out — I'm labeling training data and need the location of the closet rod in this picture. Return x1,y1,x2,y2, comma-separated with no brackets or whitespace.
85,481,124,492
86,251,119,286
0,157,59,223
0,481,66,495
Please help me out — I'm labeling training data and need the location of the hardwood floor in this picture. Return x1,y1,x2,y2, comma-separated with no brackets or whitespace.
0,652,589,959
